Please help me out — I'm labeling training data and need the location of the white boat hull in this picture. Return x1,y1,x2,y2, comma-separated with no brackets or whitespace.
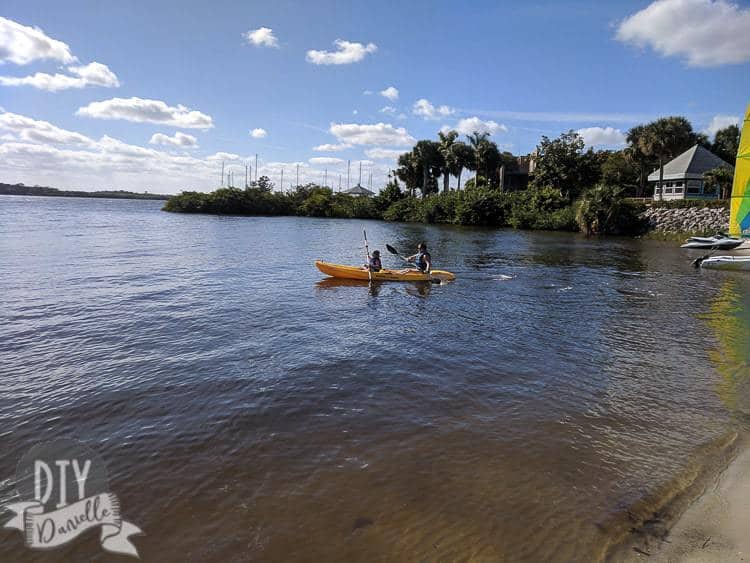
700,255,750,271
681,237,744,250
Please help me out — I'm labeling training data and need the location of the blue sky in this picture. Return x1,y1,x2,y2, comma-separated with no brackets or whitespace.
0,0,749,193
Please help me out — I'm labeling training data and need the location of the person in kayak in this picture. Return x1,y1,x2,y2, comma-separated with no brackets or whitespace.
364,249,382,272
401,242,431,274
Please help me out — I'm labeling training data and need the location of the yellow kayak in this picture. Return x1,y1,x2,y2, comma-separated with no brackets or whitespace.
315,260,456,282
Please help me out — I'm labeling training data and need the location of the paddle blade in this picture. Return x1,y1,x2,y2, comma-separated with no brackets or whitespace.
385,244,399,255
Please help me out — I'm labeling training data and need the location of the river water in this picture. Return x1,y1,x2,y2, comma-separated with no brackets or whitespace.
1,195,749,562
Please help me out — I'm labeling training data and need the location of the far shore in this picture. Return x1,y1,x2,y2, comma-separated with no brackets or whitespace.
0,183,170,201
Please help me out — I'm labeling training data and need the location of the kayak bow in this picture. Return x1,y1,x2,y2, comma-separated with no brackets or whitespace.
315,260,456,283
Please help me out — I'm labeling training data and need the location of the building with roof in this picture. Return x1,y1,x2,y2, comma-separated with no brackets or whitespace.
500,152,537,192
650,144,733,200
342,185,375,197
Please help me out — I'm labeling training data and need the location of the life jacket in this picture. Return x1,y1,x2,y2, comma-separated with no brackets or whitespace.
369,257,382,271
415,251,430,271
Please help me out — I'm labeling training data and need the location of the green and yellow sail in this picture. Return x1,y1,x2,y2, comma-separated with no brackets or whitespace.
729,103,750,237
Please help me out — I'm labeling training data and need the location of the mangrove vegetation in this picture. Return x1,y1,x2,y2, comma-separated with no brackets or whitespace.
164,115,738,236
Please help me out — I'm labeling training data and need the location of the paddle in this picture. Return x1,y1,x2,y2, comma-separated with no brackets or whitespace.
385,244,441,284
363,229,373,284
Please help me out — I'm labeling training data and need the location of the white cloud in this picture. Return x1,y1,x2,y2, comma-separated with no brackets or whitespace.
446,117,507,136
0,137,224,193
313,142,351,152
149,131,198,148
0,111,94,145
0,62,119,91
704,114,740,137
243,27,279,48
306,39,377,65
413,98,455,120
380,106,397,114
365,148,403,160
0,111,324,193
0,16,76,65
457,108,652,123
616,0,750,67
250,127,267,138
576,126,627,147
329,122,416,146
77,97,214,129
309,156,344,165
68,62,119,87
380,86,399,101
264,160,308,172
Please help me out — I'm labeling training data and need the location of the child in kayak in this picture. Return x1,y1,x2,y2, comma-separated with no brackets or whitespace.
401,242,431,273
364,250,382,272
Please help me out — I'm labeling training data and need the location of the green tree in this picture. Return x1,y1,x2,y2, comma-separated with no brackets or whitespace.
372,180,404,213
576,184,646,236
466,131,502,188
703,166,734,200
712,124,740,164
396,151,421,197
452,142,475,190
531,130,599,200
600,150,639,195
438,130,458,193
255,175,274,192
467,131,489,186
413,140,443,197
625,125,656,197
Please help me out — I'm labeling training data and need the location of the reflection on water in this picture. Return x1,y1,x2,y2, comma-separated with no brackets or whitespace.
702,280,750,418
0,195,749,562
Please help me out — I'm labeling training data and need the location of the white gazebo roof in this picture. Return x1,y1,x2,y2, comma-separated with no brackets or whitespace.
648,144,733,182
342,185,375,196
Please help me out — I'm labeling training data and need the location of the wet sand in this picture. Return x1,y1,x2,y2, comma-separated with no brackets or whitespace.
617,440,750,562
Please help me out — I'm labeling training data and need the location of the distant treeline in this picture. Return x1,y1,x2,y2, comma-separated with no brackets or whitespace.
165,114,738,237
0,183,170,200
163,181,651,236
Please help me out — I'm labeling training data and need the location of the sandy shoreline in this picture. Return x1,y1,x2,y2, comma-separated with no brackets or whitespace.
615,439,750,562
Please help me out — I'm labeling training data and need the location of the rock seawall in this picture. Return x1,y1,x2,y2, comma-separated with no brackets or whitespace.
641,206,729,234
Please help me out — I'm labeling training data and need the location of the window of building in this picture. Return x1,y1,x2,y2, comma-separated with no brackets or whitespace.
665,188,673,193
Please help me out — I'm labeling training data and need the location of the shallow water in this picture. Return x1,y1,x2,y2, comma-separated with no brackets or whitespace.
1,195,749,562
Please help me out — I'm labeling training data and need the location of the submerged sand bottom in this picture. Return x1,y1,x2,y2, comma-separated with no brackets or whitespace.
619,444,750,562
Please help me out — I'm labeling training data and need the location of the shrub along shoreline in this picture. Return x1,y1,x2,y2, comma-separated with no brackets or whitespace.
163,182,659,236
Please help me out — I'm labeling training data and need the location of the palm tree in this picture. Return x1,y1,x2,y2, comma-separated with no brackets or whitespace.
413,140,443,197
438,130,458,192
703,166,734,200
396,151,420,197
451,142,474,190
466,131,491,186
